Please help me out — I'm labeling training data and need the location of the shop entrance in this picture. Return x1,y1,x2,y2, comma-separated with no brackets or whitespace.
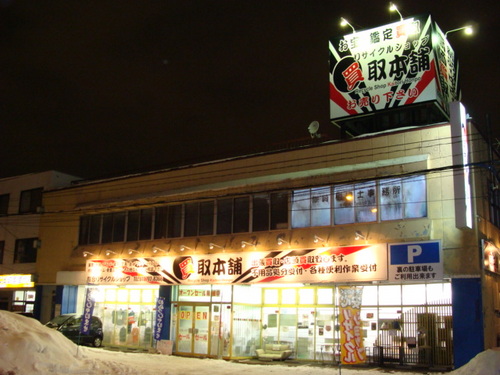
177,304,210,355
175,303,231,357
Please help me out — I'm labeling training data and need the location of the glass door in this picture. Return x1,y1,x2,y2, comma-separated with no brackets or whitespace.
176,304,211,355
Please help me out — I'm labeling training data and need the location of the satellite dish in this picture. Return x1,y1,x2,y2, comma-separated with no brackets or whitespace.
308,121,321,138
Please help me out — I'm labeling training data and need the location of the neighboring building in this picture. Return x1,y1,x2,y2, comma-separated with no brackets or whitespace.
36,110,499,368
0,171,80,318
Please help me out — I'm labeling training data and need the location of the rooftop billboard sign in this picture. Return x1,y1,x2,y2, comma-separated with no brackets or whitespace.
329,15,459,121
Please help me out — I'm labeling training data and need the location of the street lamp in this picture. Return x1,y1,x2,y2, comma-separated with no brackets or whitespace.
445,25,473,38
340,17,356,33
389,2,403,22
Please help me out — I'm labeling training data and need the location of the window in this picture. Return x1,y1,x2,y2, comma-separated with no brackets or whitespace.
154,205,182,239
334,183,377,224
291,187,331,228
216,198,248,234
19,187,43,214
252,194,270,232
184,201,215,237
270,192,289,230
127,209,153,242
380,175,426,221
0,240,4,264
0,194,9,216
101,212,126,243
14,238,38,263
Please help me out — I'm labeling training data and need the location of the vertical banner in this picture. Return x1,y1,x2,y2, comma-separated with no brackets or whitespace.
80,288,95,335
154,296,166,341
339,286,366,364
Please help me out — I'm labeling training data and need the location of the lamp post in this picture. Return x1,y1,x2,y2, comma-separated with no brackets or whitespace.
340,17,356,33
389,2,403,22
445,25,473,38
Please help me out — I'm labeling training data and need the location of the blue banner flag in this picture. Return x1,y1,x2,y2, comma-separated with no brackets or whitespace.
154,296,166,341
80,288,95,335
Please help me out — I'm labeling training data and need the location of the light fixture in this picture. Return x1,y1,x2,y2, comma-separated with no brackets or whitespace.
277,236,289,246
128,249,140,255
105,249,117,256
445,25,473,38
152,246,167,254
345,193,353,201
241,241,255,248
314,235,325,244
209,243,224,250
355,231,366,241
389,2,403,22
82,251,94,258
180,245,192,252
340,17,356,33
371,207,378,213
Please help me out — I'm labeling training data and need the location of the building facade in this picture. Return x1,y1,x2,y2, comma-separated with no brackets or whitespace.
36,112,500,369
0,171,80,317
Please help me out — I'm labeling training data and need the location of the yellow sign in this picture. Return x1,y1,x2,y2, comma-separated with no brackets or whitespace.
0,274,34,288
339,286,366,364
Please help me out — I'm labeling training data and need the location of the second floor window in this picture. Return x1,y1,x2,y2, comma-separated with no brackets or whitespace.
14,238,38,263
19,188,43,214
0,194,9,216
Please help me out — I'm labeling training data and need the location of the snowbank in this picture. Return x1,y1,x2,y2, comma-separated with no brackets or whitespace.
1,310,500,375
449,348,500,375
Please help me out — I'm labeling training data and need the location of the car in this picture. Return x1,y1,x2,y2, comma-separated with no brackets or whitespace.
45,314,103,347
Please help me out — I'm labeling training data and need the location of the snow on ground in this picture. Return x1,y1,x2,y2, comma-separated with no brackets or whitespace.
1,311,499,375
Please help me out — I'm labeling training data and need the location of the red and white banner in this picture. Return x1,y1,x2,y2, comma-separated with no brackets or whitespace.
85,244,388,285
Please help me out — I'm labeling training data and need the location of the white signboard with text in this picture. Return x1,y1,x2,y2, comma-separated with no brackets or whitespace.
86,244,388,285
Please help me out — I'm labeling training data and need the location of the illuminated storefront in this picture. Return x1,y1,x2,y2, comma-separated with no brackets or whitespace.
81,240,453,364
0,274,36,313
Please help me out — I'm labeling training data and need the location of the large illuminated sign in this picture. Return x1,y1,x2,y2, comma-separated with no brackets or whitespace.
0,274,34,288
329,15,459,121
85,245,388,285
450,101,473,229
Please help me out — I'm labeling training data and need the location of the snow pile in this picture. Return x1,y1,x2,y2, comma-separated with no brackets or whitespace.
450,348,500,375
1,310,500,375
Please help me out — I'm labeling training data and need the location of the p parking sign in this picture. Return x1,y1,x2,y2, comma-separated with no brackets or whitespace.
389,241,442,282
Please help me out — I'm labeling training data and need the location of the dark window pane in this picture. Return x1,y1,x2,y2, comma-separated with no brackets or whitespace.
19,188,43,214
253,194,270,232
0,241,4,264
216,199,232,234
139,209,153,240
127,210,140,241
167,205,182,238
0,194,9,215
233,197,249,233
14,238,38,263
184,203,198,237
270,192,289,230
112,212,126,242
88,215,102,244
199,201,214,235
101,214,113,243
154,206,168,239
78,216,91,245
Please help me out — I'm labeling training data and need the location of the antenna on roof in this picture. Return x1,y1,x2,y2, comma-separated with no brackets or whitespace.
308,121,321,139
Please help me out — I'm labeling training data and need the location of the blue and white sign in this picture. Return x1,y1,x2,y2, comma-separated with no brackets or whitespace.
80,288,95,335
154,296,166,341
389,241,442,282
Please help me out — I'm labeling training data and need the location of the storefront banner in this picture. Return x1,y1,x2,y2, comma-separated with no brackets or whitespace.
0,274,34,288
339,286,366,364
329,14,459,121
85,244,388,285
80,288,95,335
154,296,166,341
388,241,443,282
483,240,500,275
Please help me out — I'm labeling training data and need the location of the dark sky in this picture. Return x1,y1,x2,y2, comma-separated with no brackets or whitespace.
1,0,498,180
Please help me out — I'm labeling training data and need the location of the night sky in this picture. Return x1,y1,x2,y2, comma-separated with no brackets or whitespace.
1,0,498,180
